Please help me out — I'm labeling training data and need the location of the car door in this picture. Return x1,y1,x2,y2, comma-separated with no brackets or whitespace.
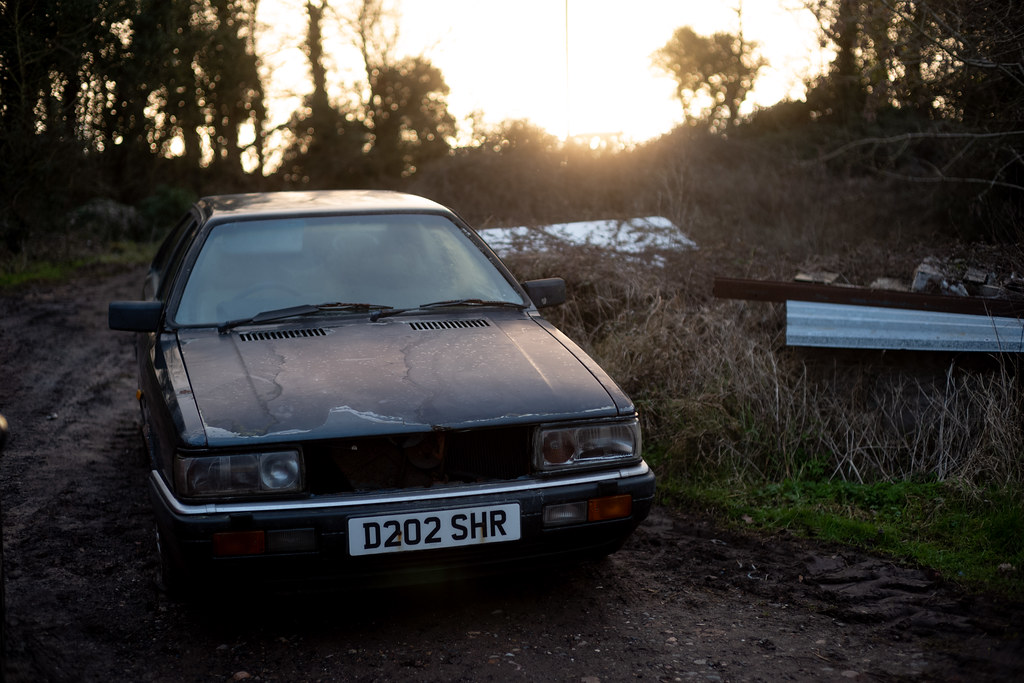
138,210,203,477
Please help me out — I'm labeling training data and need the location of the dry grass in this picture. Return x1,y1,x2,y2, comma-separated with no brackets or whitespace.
517,248,1024,491
483,134,1024,493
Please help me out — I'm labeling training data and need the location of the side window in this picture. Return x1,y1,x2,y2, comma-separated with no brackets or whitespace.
145,213,199,301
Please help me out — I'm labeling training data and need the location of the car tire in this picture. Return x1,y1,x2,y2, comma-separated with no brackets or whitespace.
1,413,9,674
155,525,188,598
137,398,158,469
586,537,627,562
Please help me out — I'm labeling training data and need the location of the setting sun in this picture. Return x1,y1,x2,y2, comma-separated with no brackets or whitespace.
258,0,823,145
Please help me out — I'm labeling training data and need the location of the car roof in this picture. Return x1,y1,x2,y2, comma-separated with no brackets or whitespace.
196,190,454,222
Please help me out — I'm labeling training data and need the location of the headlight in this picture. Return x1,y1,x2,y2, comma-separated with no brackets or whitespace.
175,450,304,499
534,419,641,471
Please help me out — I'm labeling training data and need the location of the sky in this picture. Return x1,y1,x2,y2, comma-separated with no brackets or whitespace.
256,1,826,146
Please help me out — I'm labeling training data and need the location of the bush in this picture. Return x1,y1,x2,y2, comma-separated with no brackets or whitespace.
139,185,197,241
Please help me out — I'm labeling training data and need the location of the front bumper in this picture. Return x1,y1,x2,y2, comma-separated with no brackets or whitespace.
150,462,656,588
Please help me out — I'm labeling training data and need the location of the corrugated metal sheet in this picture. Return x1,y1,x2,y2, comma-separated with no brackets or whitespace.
786,301,1024,352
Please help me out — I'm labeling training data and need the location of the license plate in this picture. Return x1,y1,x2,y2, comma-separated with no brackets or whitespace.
347,503,521,556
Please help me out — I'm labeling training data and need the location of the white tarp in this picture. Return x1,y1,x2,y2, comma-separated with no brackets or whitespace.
480,217,696,262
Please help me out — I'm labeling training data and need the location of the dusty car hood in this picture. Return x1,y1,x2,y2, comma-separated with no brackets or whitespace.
176,314,620,445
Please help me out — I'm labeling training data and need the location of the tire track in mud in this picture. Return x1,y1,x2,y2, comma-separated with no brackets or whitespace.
619,509,1024,681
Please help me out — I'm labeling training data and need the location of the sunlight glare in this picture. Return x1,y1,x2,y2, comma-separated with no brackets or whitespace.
256,0,823,152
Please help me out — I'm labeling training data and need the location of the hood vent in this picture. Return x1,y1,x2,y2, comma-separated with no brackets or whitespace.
407,319,490,331
239,328,327,342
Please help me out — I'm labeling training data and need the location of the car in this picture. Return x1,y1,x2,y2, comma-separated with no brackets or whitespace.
109,190,655,593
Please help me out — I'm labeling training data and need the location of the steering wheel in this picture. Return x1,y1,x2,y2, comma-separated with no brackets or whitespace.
217,282,307,321
228,281,305,303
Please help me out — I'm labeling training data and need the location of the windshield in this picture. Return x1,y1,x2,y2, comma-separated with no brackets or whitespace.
173,213,523,326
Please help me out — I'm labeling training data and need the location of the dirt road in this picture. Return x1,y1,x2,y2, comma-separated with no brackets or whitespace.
1,267,1021,682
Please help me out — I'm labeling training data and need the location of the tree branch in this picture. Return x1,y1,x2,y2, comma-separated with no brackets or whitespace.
879,0,1024,89
876,168,1024,194
816,130,1024,163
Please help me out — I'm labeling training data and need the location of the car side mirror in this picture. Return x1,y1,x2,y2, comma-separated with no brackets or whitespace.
109,301,163,331
521,278,566,309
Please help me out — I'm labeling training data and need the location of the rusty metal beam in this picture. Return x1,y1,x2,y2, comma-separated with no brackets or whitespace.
712,277,1024,319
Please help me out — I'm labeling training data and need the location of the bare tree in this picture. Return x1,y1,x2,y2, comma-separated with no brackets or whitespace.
277,0,454,183
334,0,454,177
802,0,1024,237
276,0,368,187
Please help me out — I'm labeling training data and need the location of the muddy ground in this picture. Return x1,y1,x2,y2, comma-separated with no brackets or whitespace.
0,266,1022,682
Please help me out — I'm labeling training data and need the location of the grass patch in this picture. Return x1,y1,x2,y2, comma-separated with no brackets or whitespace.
656,469,1024,598
0,240,156,290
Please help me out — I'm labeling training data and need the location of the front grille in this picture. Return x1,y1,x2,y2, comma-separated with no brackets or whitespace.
445,429,531,480
303,426,533,494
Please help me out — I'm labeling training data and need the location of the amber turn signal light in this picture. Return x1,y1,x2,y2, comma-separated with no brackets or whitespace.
588,494,632,522
212,530,266,557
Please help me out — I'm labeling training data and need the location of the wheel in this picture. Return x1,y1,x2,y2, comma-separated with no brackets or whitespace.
1,413,9,670
155,525,188,598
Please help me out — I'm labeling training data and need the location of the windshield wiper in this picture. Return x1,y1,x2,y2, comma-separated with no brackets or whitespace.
370,298,527,322
218,302,393,333
420,298,529,310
